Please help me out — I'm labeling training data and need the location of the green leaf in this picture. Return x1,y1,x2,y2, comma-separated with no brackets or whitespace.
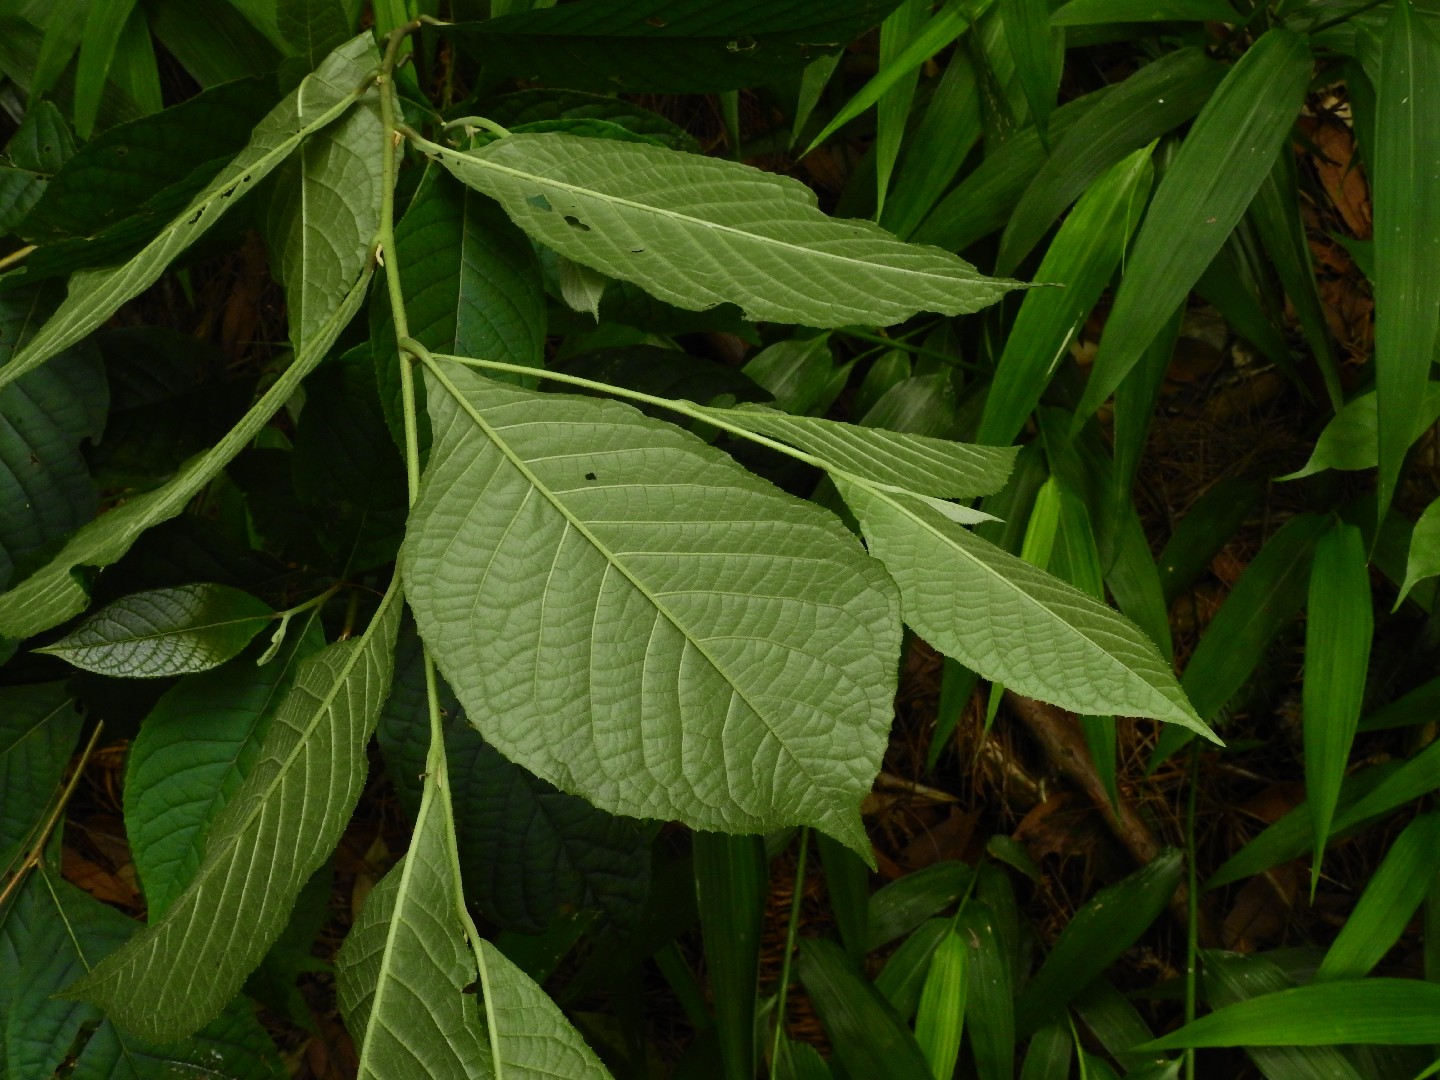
742,335,843,416
874,0,930,214
444,0,905,94
72,0,141,139
484,90,702,153
0,33,378,398
698,403,1017,499
404,362,901,850
0,262,372,642
0,102,74,234
1204,950,1368,1079
1397,496,1440,606
1316,812,1440,982
148,0,284,88
277,0,350,84
1151,514,1329,766
915,929,967,1080
978,143,1153,446
1001,0,1061,144
124,620,324,916
694,832,767,1080
0,683,83,873
38,582,274,677
1015,849,1183,1035
881,50,981,238
1074,29,1312,426
805,0,980,158
1372,0,1440,521
876,920,950,1018
67,581,402,1041
1049,0,1240,24
1156,478,1258,604
800,938,936,1080
1304,523,1373,880
1281,385,1440,481
424,132,1021,329
818,832,872,964
1020,1021,1072,1080
0,286,107,592
836,479,1213,736
956,900,1015,1080
0,867,283,1079
1141,979,1440,1050
265,71,382,355
866,861,971,951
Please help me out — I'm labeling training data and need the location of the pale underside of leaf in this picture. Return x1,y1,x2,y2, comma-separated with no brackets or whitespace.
836,478,1214,738
68,581,403,1042
402,363,901,851
0,32,379,397
424,131,1021,329
0,269,372,642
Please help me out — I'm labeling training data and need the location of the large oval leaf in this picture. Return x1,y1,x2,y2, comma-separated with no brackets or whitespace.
423,131,1019,329
402,361,902,851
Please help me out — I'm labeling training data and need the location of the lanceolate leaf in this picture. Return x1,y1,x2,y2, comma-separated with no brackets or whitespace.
0,287,107,591
1372,0,1440,521
403,362,901,850
1282,385,1440,481
37,583,275,678
68,582,402,1041
835,479,1213,736
1397,496,1440,606
0,683,83,872
445,0,905,94
1074,29,1312,426
265,72,382,355
422,131,1020,329
125,621,324,916
0,868,283,1080
0,33,378,397
0,268,371,642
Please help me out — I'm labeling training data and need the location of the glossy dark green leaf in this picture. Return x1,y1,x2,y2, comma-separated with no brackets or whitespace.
1075,29,1312,426
1015,850,1183,1035
292,348,407,572
997,48,1222,272
695,832,767,1080
0,286,106,593
799,938,935,1080
1021,1020,1073,1080
377,622,650,933
1072,980,1165,1072
0,867,283,1079
39,583,274,678
0,683,83,873
1049,0,1239,24
1143,979,1440,1050
1316,812,1440,982
1151,514,1329,766
124,621,323,917
1303,523,1373,877
1372,0,1440,521
0,102,74,234
445,0,905,93
978,144,1153,446
867,861,971,951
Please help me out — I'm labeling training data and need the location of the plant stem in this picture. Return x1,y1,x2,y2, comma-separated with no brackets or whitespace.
1184,742,1201,1080
768,827,809,1079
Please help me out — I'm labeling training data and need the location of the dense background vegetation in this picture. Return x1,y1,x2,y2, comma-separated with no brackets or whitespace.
4,1,1440,1078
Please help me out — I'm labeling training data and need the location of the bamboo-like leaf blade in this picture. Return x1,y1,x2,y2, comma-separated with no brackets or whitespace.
1075,29,1312,424
915,930,967,1080
67,583,402,1041
1304,523,1373,878
38,583,274,678
1398,497,1440,606
1373,1,1440,519
0,33,378,397
426,132,1020,329
1282,385,1440,481
404,362,901,850
837,480,1212,735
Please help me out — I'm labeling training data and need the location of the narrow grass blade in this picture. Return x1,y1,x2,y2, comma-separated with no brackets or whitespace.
694,832,767,1080
1304,523,1373,885
1151,514,1328,766
867,861,971,951
1111,304,1183,547
957,900,1015,1080
1074,29,1312,427
1141,980,1440,1050
1107,507,1174,662
799,939,935,1080
1050,0,1240,23
1317,813,1440,982
805,0,982,157
1015,850,1183,1035
1157,479,1259,605
926,659,980,769
73,0,141,139
883,52,982,238
875,0,928,214
1361,674,1440,732
915,930,967,1080
877,919,951,1018
818,833,872,964
1072,981,1165,1071
1204,951,1367,1080
1000,0,1061,144
1372,0,1440,522
977,144,1154,447
791,53,842,150
997,48,1222,273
